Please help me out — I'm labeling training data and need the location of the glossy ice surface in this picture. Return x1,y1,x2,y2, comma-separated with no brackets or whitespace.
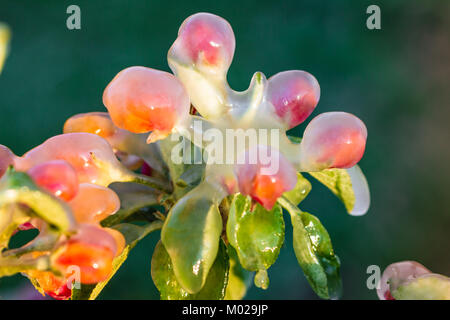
68,183,120,224
64,112,117,139
300,112,367,171
267,70,320,129
103,66,190,141
28,160,79,201
54,224,117,284
170,12,235,72
0,144,16,178
19,133,123,186
377,261,430,300
235,146,297,210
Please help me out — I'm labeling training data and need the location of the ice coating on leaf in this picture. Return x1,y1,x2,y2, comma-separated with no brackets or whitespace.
346,165,370,216
300,112,367,171
68,183,120,224
103,66,190,142
169,12,235,73
18,133,126,186
161,181,224,293
28,160,79,201
235,145,297,210
267,70,320,129
377,261,431,300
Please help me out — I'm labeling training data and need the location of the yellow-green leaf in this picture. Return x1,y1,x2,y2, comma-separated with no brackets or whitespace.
283,173,311,205
308,168,355,213
393,274,450,300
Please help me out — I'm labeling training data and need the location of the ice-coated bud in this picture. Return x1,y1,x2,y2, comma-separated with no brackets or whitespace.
235,145,297,210
19,133,126,186
103,66,190,142
169,12,235,72
68,183,120,224
300,112,367,171
0,145,16,178
28,160,79,201
267,70,320,129
63,112,117,139
377,261,431,300
53,224,117,284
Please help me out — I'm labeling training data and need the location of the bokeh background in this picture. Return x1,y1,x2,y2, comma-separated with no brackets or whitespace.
0,0,449,300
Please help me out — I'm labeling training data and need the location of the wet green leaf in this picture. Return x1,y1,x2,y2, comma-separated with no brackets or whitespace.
226,194,284,289
225,245,253,300
308,168,355,213
301,212,341,299
279,197,341,299
283,173,312,205
161,183,222,294
152,240,229,300
392,274,450,300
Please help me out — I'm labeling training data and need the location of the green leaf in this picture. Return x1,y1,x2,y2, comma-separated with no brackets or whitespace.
279,197,341,299
392,274,450,300
226,194,284,289
0,169,75,232
71,221,163,300
101,182,161,227
308,168,355,214
283,173,312,205
301,212,342,299
161,182,222,294
224,245,253,300
151,240,229,300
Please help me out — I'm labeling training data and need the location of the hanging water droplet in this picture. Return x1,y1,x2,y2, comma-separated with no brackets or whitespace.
254,269,269,290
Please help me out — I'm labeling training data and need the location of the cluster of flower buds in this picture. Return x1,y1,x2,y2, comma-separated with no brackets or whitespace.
0,12,371,300
0,133,136,298
97,12,369,294
99,12,368,212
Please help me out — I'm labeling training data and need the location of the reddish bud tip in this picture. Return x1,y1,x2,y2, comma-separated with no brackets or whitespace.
301,112,367,170
268,70,320,128
235,146,297,210
171,13,235,70
28,160,79,201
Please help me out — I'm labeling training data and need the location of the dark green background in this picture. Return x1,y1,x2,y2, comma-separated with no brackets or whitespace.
0,0,449,299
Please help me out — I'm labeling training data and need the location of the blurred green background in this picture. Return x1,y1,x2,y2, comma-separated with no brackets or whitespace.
0,0,449,300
